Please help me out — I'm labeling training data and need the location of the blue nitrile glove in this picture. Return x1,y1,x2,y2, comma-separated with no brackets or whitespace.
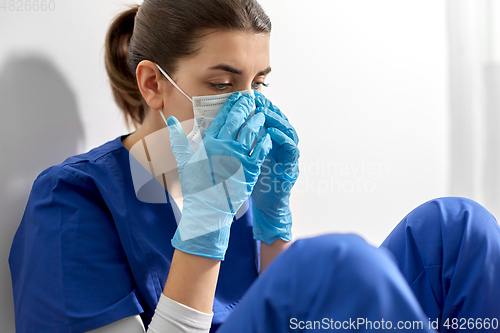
168,92,272,260
251,91,300,245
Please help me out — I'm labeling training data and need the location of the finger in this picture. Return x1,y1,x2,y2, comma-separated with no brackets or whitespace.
250,133,272,165
253,91,297,143
204,92,243,138
167,115,193,172
257,107,299,145
217,94,255,141
254,90,270,109
267,127,300,163
267,126,294,147
237,112,265,151
254,90,289,121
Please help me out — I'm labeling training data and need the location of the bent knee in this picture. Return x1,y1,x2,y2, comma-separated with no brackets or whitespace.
382,197,500,270
289,234,399,284
407,197,499,236
285,234,411,309
290,234,376,263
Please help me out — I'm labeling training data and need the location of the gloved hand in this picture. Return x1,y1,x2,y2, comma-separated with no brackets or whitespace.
168,92,272,260
251,91,300,245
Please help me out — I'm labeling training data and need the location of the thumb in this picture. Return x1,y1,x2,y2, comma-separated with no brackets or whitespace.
167,115,193,173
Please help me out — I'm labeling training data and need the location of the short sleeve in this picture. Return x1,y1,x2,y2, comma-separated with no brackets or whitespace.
9,165,144,333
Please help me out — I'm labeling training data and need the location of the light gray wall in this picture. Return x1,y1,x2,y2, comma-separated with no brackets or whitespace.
259,0,449,244
447,0,500,219
1,0,450,331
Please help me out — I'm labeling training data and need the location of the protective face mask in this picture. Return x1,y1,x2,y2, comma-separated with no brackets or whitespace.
156,64,255,152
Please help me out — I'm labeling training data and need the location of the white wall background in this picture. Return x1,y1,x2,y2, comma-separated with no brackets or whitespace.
447,0,500,220
259,0,449,246
0,0,473,331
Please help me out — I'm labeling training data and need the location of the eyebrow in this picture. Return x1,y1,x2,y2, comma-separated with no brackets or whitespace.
257,67,272,76
209,64,272,76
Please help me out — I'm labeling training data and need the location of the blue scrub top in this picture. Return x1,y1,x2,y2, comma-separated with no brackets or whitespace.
9,136,260,333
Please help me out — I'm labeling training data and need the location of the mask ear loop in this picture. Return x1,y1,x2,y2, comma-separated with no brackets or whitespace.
155,64,193,102
155,63,195,130
158,108,169,127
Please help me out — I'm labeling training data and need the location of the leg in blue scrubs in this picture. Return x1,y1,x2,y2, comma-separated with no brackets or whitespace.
381,197,500,332
217,234,434,332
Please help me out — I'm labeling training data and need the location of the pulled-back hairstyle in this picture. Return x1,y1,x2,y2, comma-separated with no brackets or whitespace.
105,0,272,127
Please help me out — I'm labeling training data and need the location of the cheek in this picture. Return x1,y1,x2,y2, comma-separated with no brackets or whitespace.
179,117,196,137
164,93,195,135
165,93,193,119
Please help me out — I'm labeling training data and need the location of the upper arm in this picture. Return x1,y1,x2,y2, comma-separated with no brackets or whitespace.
9,166,143,332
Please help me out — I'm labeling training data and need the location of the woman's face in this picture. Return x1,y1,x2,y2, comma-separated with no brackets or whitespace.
162,29,271,123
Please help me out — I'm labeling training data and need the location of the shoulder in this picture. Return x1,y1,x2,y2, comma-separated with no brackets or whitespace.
18,135,133,239
10,135,144,333
33,136,128,194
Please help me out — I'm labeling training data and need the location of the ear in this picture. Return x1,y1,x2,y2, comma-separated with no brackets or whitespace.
136,60,170,111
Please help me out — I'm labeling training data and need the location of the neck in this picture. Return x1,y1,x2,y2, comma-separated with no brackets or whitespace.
122,108,186,212
122,108,164,151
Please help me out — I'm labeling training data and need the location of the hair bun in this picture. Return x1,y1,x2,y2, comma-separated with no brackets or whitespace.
105,5,145,127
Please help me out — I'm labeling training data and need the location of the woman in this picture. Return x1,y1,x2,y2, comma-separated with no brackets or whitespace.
10,1,295,331
9,0,500,332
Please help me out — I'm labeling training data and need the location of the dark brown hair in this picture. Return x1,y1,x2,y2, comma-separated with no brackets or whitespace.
105,0,272,127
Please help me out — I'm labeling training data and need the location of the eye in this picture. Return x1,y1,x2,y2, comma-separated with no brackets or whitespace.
210,83,232,91
252,82,269,89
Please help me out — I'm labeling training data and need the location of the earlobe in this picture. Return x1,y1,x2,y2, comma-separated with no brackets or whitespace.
136,60,165,111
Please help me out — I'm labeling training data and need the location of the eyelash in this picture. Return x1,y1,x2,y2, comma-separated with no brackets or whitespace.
253,82,269,89
210,83,232,91
210,82,269,91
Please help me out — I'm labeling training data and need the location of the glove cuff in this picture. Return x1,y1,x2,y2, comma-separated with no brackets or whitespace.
171,222,232,261
252,205,292,245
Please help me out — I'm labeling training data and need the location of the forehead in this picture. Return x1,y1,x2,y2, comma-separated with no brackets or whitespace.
180,29,271,74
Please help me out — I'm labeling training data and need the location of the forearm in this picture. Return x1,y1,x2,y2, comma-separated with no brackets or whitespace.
163,249,221,314
92,250,219,333
259,238,291,273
